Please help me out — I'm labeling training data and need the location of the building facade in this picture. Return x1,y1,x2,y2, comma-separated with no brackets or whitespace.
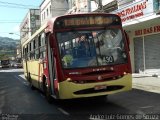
67,0,91,14
112,0,160,75
20,9,41,44
40,0,69,25
67,0,117,14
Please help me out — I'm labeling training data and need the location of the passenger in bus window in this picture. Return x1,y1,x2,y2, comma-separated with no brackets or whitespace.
77,35,89,57
60,44,66,57
62,50,73,67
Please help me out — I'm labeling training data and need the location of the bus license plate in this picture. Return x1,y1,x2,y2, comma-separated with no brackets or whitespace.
94,85,107,90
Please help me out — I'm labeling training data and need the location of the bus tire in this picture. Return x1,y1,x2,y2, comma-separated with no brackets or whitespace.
28,73,35,90
43,79,53,103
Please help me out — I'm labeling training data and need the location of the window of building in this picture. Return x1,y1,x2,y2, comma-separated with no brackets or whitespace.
29,42,31,51
41,13,43,21
50,5,51,14
41,33,45,46
31,41,34,51
44,12,45,19
36,15,40,20
38,35,41,47
33,40,36,49
47,8,49,16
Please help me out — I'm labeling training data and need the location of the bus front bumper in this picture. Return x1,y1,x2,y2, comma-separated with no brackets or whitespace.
58,74,132,99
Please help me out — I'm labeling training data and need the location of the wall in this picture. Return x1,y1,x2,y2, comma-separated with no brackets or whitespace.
20,9,40,44
40,0,69,25
127,31,135,72
40,0,52,25
20,12,30,44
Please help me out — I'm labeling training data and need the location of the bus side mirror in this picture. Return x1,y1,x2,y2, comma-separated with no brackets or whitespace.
124,30,130,51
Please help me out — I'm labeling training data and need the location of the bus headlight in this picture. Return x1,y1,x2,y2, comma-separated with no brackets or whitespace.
122,53,127,58
110,67,114,71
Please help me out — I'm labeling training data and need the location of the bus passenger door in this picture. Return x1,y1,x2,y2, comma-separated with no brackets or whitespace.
47,34,56,97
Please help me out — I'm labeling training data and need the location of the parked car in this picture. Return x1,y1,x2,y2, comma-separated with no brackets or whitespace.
10,61,16,67
14,63,23,68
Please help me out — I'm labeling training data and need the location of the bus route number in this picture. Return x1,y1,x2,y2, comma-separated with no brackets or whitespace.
105,56,114,63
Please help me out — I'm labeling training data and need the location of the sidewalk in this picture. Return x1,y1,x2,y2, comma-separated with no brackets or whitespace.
132,73,160,93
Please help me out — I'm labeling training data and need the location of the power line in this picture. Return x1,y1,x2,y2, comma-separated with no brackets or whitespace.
0,1,38,8
0,4,30,9
0,1,39,9
0,22,21,23
0,19,22,21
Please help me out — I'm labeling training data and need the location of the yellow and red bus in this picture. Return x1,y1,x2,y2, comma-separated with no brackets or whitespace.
22,13,132,102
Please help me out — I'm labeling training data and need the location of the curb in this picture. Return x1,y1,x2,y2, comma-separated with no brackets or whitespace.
132,74,160,78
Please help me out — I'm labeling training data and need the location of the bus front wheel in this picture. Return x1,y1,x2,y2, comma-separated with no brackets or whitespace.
44,79,52,103
28,73,35,90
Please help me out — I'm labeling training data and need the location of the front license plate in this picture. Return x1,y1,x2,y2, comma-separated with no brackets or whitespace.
94,85,107,90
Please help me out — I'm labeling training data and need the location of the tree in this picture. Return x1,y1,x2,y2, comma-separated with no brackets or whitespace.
0,54,9,60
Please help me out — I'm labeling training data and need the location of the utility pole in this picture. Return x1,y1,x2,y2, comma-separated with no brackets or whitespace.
98,0,103,11
92,0,104,12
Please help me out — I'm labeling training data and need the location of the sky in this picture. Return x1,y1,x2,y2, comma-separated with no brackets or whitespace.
0,0,114,40
0,0,43,39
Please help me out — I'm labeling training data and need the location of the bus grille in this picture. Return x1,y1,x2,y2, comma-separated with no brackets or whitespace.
69,75,124,84
74,85,124,95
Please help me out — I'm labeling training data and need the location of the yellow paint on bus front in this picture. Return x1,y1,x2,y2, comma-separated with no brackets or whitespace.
58,74,132,99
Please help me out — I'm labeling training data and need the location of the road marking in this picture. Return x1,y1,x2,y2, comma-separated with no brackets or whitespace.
19,74,26,80
23,81,29,86
0,69,24,72
140,106,153,109
14,75,29,86
14,76,22,82
57,108,70,116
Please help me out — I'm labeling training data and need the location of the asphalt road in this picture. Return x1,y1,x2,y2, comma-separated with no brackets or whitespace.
0,68,160,120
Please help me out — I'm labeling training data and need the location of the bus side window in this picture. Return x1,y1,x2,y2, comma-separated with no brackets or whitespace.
35,36,40,60
27,44,30,60
38,35,41,47
39,32,46,59
30,41,35,60
22,47,24,59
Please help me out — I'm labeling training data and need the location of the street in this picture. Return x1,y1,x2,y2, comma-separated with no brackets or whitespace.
0,68,160,120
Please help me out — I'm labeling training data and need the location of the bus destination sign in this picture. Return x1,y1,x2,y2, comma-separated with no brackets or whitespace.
64,17,113,26
55,15,121,29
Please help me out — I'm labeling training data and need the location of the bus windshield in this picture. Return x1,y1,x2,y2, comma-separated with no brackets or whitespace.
57,28,128,69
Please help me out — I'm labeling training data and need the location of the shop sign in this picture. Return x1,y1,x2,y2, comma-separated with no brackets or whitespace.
135,25,160,36
112,0,154,23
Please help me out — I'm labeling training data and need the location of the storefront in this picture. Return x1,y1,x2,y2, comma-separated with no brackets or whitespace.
133,24,160,74
112,0,160,74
